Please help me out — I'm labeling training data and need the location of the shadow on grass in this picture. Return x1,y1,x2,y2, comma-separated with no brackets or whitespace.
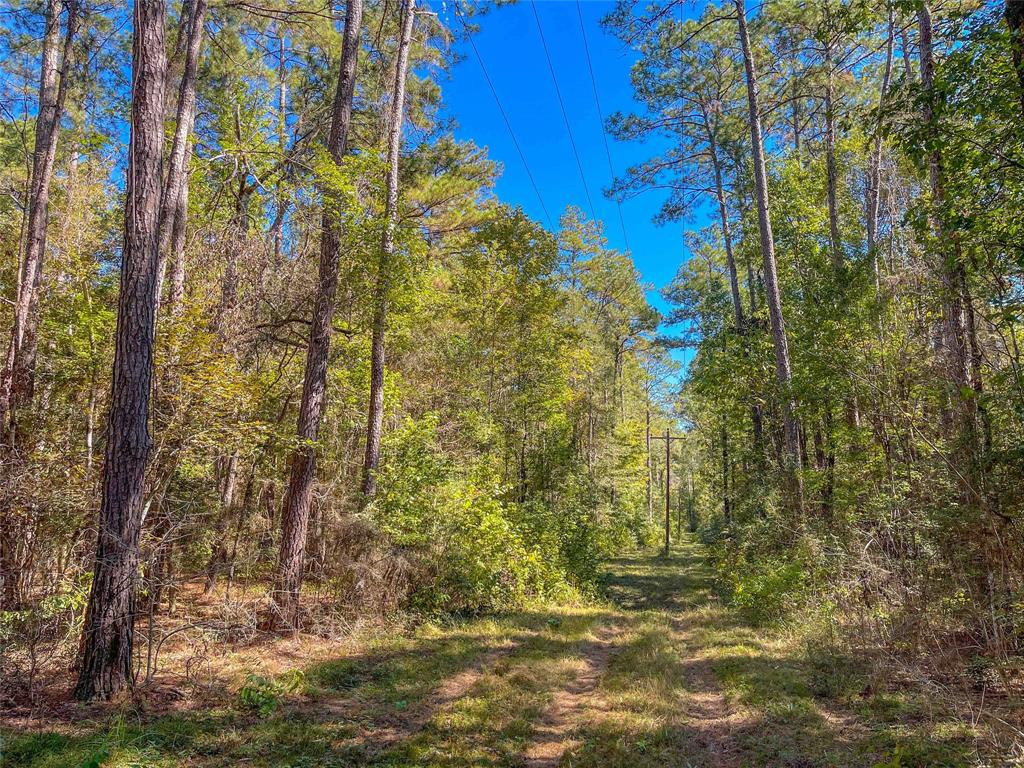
584,543,982,768
2,546,982,768
601,545,718,612
0,608,616,768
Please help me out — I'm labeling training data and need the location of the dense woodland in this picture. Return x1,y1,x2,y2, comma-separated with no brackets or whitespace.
0,0,1022,750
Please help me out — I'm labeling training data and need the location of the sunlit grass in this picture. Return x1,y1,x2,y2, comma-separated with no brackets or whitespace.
0,541,994,768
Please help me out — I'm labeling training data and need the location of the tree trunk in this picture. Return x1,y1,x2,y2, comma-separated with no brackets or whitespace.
74,0,166,701
721,424,731,527
734,0,803,484
168,150,190,314
273,30,288,262
0,0,79,610
706,111,763,448
687,472,697,533
918,6,973,407
154,0,206,308
361,0,416,500
704,112,743,331
824,46,843,270
866,6,895,274
0,0,80,438
273,0,364,631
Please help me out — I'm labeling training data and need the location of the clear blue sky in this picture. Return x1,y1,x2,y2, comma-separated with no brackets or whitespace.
431,0,706,326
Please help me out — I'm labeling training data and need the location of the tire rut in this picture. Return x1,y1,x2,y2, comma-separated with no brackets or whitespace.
520,624,621,768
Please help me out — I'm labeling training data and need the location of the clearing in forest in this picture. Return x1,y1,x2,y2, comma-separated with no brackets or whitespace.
0,538,993,767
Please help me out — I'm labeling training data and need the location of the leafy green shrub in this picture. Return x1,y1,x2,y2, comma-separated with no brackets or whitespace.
237,670,305,715
726,556,808,625
370,416,595,614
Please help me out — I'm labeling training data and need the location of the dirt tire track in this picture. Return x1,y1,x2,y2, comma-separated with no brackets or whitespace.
520,624,621,768
672,615,742,768
354,639,526,756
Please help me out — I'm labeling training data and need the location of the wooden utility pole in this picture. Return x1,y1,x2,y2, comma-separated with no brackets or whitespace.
651,428,684,556
687,470,697,533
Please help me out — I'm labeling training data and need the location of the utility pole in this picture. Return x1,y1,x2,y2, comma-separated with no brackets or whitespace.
651,428,684,556
687,469,697,533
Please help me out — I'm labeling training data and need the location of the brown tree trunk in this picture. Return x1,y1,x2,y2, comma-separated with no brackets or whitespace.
0,0,79,610
821,11,842,270
866,6,895,275
154,0,206,308
705,110,763,448
721,424,731,527
704,112,743,331
734,0,803,486
918,6,972,403
361,0,416,500
74,0,166,701
204,452,238,594
273,0,364,631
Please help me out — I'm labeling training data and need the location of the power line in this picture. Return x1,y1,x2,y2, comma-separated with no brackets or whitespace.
530,0,598,224
575,0,631,253
455,3,554,229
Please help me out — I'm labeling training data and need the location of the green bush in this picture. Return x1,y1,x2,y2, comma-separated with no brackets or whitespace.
369,416,601,614
237,670,305,715
725,556,807,625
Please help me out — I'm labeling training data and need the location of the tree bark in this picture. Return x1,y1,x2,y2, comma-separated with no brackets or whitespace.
866,6,895,275
1,0,80,447
154,0,206,308
273,0,364,631
361,0,416,500
704,110,743,331
918,6,972,400
705,110,763,448
645,404,652,521
823,31,843,270
734,0,802,482
74,0,166,701
0,0,79,609
721,423,731,527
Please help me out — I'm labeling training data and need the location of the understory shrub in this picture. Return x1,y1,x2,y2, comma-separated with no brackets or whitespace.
368,416,621,615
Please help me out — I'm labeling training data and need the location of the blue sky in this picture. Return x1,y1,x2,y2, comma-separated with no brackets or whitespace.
432,0,704,325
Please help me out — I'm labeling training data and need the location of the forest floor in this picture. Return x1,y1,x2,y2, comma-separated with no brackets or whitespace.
0,538,1008,767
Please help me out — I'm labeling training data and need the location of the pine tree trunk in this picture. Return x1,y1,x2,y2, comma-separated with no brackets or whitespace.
706,111,763,448
866,7,895,274
918,6,974,407
823,30,843,269
735,0,802,485
0,0,79,610
645,404,652,521
74,0,166,701
273,0,364,631
154,0,206,308
705,113,743,331
361,0,417,500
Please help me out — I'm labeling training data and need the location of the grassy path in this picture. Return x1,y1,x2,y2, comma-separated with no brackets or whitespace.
2,538,984,767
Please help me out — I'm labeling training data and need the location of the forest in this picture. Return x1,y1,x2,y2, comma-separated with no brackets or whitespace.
0,0,1022,765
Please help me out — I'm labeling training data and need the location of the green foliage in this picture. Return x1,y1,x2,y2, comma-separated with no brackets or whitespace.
723,555,808,626
238,670,306,716
370,416,599,614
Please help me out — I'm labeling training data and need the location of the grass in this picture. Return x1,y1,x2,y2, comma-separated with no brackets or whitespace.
0,538,1007,767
